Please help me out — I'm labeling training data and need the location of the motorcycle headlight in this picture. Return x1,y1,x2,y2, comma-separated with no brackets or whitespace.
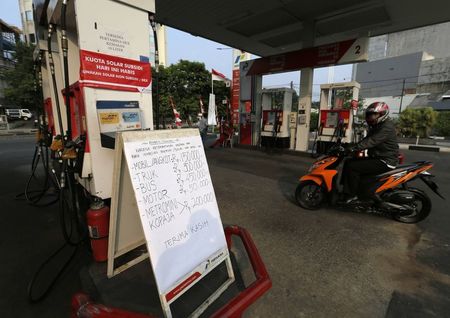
308,162,321,172
308,157,333,172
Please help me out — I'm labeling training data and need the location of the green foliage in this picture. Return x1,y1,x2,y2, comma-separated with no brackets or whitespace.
291,90,299,112
310,111,319,131
311,101,320,109
332,89,364,110
334,89,352,109
398,107,437,137
0,42,39,110
434,111,450,136
152,60,230,127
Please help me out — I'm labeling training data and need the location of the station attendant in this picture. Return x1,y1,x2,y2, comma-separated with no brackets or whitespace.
210,119,234,148
198,113,208,142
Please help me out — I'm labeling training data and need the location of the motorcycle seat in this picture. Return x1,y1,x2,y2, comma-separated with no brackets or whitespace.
376,163,418,178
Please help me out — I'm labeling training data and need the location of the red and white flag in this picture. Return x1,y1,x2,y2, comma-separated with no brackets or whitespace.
208,93,217,126
169,96,182,127
212,69,231,86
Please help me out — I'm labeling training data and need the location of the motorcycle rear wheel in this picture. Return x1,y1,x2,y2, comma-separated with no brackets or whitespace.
392,188,431,223
295,181,325,210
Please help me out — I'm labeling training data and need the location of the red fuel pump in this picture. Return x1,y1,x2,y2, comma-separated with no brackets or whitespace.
239,101,252,145
87,199,110,262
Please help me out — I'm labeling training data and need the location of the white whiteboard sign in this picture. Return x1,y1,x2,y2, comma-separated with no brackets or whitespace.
121,129,228,294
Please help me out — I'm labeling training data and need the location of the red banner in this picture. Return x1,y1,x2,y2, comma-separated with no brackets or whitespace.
79,50,151,91
246,39,357,75
165,272,201,302
231,69,240,124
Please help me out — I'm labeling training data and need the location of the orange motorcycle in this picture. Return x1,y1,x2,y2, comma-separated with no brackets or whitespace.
295,143,444,223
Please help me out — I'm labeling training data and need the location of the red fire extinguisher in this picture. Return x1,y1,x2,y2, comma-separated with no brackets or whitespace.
86,199,110,262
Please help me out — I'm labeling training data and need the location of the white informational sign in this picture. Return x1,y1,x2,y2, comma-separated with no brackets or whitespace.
98,28,132,58
121,130,228,294
208,93,217,126
289,112,297,128
338,37,369,65
233,50,251,70
96,100,142,133
298,114,307,125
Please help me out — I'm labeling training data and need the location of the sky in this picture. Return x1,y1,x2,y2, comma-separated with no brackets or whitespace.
0,0,21,27
1,0,352,100
167,28,353,100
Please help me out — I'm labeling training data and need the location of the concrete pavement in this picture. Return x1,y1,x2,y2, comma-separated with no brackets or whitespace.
1,136,449,317
205,147,450,317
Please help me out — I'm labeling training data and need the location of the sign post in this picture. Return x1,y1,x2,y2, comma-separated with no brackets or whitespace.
107,129,234,317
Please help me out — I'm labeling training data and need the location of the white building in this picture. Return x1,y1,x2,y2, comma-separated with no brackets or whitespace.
354,21,450,113
0,19,21,105
18,0,36,44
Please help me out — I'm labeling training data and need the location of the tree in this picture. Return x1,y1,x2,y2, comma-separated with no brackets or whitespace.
311,101,320,109
398,107,437,137
152,60,230,127
0,42,39,111
310,111,319,131
434,111,450,136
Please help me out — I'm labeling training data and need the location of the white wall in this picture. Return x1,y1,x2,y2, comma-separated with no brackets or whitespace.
363,95,417,117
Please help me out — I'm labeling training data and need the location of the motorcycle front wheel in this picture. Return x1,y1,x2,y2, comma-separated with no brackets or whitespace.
392,187,431,223
295,181,325,210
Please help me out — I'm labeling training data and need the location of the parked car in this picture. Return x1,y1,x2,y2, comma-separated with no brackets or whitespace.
5,108,33,120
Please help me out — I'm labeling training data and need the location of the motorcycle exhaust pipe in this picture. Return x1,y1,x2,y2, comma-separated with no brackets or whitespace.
373,194,413,212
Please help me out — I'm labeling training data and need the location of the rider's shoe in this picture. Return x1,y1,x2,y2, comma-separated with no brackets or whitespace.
345,196,359,204
337,195,359,205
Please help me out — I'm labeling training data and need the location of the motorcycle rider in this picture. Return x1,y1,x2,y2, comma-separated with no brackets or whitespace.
343,102,399,203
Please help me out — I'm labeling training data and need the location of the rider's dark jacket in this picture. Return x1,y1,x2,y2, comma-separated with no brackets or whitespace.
355,118,399,167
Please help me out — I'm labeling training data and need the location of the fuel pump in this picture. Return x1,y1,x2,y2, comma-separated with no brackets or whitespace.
28,0,159,302
17,50,58,208
239,100,252,145
34,0,157,199
28,2,273,314
260,88,295,148
315,81,361,154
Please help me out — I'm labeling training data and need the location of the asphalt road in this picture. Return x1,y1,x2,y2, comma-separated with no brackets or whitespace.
0,135,449,317
0,136,91,317
206,146,450,318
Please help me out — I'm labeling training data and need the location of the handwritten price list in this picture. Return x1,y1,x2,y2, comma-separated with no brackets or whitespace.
124,135,217,250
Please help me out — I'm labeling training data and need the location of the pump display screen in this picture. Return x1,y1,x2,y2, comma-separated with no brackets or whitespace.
325,112,338,128
262,110,283,132
320,109,350,128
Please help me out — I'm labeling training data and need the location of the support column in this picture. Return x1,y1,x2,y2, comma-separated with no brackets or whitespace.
295,68,313,151
252,75,263,146
289,111,297,150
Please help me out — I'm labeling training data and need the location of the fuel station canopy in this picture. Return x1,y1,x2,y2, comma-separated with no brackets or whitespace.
156,0,450,57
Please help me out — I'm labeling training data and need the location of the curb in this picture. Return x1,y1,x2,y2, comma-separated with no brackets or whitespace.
408,145,440,152
0,129,37,137
233,144,312,158
399,143,450,153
